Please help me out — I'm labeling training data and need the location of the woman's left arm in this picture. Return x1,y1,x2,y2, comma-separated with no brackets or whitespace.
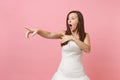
73,33,91,53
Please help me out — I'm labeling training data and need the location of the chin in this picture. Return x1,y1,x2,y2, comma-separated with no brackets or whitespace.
71,29,76,32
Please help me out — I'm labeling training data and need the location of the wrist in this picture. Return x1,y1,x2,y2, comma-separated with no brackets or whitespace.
36,29,40,34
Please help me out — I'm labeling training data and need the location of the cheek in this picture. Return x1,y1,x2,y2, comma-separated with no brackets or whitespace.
73,19,78,24
76,20,79,24
73,21,78,26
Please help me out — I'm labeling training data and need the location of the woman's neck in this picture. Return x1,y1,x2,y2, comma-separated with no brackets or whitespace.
72,31,80,39
71,30,77,35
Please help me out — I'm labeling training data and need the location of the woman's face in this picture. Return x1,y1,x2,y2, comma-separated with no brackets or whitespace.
68,13,78,32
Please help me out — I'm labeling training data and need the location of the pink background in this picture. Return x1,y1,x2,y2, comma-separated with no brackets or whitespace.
0,0,120,80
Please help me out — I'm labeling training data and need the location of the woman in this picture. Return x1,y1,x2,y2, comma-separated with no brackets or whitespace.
25,10,91,80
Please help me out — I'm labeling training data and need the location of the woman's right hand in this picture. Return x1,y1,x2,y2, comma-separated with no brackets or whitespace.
61,35,74,44
24,26,38,38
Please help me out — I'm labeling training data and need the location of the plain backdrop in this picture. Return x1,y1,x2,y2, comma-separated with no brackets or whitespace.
0,0,120,80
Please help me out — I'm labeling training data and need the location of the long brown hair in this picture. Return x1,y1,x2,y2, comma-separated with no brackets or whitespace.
61,10,86,46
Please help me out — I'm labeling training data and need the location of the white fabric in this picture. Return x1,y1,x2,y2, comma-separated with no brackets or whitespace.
52,41,89,80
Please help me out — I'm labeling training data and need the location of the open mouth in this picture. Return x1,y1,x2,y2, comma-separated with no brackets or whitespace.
69,24,72,28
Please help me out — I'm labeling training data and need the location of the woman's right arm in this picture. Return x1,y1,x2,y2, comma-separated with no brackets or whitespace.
37,29,65,39
25,27,65,39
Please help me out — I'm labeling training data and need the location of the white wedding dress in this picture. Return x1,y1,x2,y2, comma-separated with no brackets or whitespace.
52,41,89,80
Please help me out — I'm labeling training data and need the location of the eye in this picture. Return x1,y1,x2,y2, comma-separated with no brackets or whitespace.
71,17,75,20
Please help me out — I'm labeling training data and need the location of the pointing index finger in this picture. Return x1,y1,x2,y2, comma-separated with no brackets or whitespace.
24,26,31,31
